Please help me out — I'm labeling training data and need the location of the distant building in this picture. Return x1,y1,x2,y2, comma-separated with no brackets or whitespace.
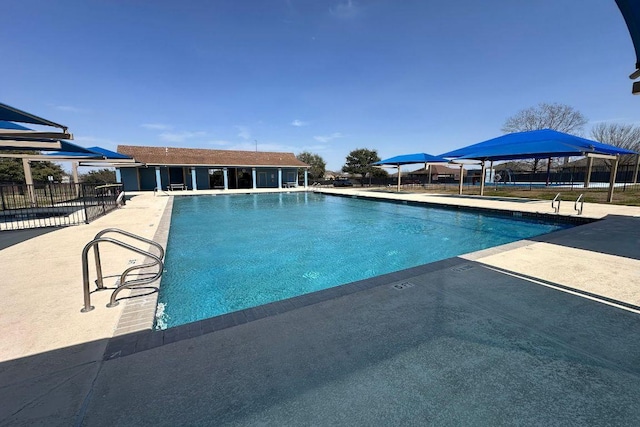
116,145,309,191
407,164,465,182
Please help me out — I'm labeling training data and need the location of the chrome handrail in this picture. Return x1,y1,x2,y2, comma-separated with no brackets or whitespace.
551,193,561,213
91,228,164,288
81,234,164,313
574,194,584,215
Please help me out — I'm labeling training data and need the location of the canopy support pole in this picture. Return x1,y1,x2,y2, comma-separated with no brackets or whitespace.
480,161,486,196
458,164,464,195
584,157,594,188
397,165,401,192
607,155,619,203
72,161,80,197
545,157,552,186
633,154,639,185
427,164,431,184
22,158,36,206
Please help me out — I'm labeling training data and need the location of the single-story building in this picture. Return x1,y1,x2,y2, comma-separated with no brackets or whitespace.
116,145,310,191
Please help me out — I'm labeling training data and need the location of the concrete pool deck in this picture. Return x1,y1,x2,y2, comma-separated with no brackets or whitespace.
1,188,640,425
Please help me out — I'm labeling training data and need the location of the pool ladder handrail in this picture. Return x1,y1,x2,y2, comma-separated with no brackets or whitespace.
574,194,584,215
81,228,165,313
551,193,561,213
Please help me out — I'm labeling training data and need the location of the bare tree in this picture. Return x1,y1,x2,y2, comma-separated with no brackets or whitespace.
590,122,640,169
502,103,588,134
502,102,588,172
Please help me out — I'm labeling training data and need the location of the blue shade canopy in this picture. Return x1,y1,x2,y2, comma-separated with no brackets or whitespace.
86,146,132,160
0,121,31,130
0,137,100,155
374,152,449,165
0,102,67,131
440,129,637,161
616,0,640,74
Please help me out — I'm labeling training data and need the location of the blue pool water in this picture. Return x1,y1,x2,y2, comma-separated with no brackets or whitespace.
156,193,571,328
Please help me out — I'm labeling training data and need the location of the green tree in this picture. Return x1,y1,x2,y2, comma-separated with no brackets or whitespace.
81,168,117,185
502,102,588,172
0,151,65,183
296,151,326,180
342,148,381,186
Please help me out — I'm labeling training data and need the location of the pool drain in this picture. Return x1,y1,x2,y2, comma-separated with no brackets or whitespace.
392,282,415,290
451,264,474,273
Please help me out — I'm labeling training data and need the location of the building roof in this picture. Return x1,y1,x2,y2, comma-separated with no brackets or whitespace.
117,145,309,168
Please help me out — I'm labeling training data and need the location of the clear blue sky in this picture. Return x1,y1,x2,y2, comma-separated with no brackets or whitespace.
2,0,637,172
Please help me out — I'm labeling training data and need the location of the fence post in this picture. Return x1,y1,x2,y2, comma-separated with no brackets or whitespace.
81,184,90,224
0,185,5,211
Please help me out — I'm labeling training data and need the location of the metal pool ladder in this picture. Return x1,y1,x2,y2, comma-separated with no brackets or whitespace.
574,194,584,215
81,228,165,313
551,193,561,213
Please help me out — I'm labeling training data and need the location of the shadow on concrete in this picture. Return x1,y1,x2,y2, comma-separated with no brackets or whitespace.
4,256,640,426
0,338,108,426
530,215,640,260
0,227,59,251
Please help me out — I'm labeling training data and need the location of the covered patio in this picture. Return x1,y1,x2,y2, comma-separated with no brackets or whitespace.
440,129,638,202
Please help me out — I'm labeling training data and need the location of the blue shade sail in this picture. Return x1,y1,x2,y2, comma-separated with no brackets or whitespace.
440,129,637,161
374,153,449,165
0,102,67,130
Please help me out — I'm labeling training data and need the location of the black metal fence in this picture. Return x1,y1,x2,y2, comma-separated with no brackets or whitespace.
0,183,124,231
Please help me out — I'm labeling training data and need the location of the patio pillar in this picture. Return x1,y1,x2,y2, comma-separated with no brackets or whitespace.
191,167,197,191
155,167,162,191
607,155,619,203
584,156,594,188
252,168,257,189
480,161,486,196
115,168,122,183
458,164,464,195
22,158,36,205
278,168,282,189
633,154,639,185
223,168,229,190
304,169,308,188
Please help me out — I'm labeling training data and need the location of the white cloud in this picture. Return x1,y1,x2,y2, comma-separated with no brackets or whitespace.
142,123,172,131
236,126,252,140
159,131,206,143
55,105,85,113
314,132,344,143
208,140,232,146
330,0,358,18
291,119,309,127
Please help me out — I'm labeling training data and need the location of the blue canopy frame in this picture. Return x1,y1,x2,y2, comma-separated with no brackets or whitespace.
439,129,637,201
373,152,450,191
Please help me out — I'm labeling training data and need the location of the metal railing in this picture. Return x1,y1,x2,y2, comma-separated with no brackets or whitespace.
0,183,124,231
574,194,584,215
81,228,165,313
552,193,561,213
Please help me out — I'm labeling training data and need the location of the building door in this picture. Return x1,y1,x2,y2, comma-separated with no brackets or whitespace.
258,172,267,187
169,167,184,184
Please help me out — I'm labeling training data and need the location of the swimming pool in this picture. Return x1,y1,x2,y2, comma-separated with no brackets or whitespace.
156,193,571,328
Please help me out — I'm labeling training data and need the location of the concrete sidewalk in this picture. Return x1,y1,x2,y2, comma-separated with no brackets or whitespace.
1,189,639,426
